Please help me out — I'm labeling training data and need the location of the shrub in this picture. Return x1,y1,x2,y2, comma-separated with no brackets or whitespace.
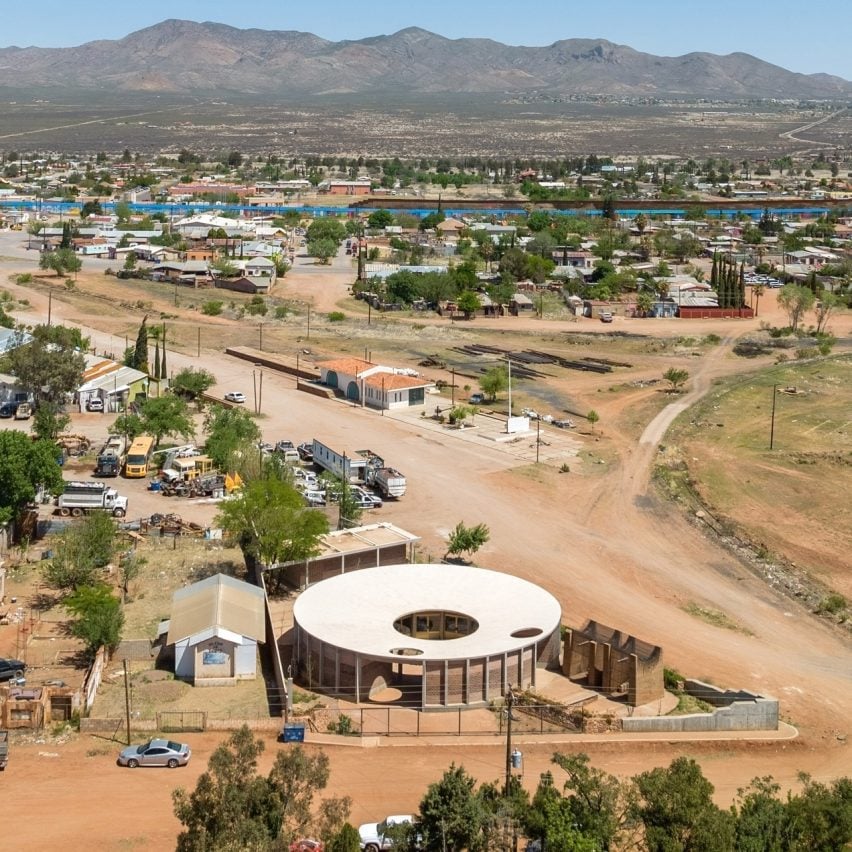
274,305,289,319
818,593,847,615
202,300,224,316
327,714,354,735
15,273,32,284
327,311,346,322
664,667,684,691
245,296,268,316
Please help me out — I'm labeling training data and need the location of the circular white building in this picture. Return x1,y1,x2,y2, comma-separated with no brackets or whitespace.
292,563,562,709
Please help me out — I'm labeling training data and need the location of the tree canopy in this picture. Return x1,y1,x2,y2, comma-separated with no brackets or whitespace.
135,395,194,447
1,324,86,405
203,405,261,473
173,726,350,851
216,475,329,573
0,430,64,525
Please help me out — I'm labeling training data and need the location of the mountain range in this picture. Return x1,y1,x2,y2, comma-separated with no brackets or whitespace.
0,20,849,100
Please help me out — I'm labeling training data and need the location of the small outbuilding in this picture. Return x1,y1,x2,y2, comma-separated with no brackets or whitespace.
165,574,265,685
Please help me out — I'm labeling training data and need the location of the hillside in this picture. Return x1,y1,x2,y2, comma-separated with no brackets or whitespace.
0,20,849,100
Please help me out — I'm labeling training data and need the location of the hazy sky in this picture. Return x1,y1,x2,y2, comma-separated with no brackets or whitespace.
7,0,852,80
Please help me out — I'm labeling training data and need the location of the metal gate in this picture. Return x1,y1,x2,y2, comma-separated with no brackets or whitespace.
156,710,207,732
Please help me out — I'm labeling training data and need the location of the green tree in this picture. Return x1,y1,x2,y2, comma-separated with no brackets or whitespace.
131,316,149,372
79,200,103,218
137,395,194,447
328,823,361,852
111,412,145,442
419,211,446,231
636,291,654,316
526,772,598,852
306,218,347,244
456,290,481,318
43,511,118,592
0,431,64,525
2,324,86,405
417,764,490,852
64,584,124,658
586,410,600,432
814,290,840,334
663,368,690,392
479,365,509,401
211,257,239,278
777,283,816,332
633,757,736,852
308,238,338,264
123,251,137,272
216,475,329,572
173,726,344,851
367,209,394,229
784,773,852,850
171,367,216,403
32,401,70,441
204,405,261,472
445,521,490,561
733,777,787,852
38,248,82,278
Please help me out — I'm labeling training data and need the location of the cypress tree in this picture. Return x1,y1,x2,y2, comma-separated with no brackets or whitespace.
160,325,167,379
153,338,161,381
711,253,718,290
738,261,746,307
133,315,149,373
717,258,726,307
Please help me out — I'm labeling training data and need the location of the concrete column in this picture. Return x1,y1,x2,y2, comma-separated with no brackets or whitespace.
355,654,361,702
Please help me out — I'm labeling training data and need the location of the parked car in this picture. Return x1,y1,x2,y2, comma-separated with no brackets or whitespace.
359,815,414,852
117,739,191,768
0,402,16,418
302,489,327,507
553,419,575,429
224,391,246,403
469,393,485,405
275,440,295,454
297,442,314,462
599,311,614,323
14,402,31,420
86,398,104,412
0,659,26,682
351,486,383,509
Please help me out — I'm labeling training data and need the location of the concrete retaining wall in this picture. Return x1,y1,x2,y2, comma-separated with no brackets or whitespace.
622,680,779,733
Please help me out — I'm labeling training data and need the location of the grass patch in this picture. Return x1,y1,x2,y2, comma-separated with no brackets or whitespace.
669,693,715,716
683,601,752,634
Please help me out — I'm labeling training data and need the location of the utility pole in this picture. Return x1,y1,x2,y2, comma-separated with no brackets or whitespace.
504,686,515,795
47,289,52,326
306,307,311,340
296,352,300,390
123,659,132,746
197,327,201,358
259,323,263,352
769,383,777,450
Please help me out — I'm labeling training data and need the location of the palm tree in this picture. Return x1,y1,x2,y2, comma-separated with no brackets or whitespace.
752,283,764,317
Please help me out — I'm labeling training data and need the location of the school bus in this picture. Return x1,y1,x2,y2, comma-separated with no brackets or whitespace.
123,435,155,478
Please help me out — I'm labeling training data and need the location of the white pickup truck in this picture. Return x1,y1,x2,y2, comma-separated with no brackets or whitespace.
358,815,413,851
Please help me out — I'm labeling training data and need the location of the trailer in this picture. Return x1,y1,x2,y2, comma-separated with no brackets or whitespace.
358,450,407,498
56,481,128,518
311,439,369,483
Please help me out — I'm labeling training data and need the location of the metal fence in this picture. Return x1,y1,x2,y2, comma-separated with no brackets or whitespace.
353,703,587,738
156,710,208,732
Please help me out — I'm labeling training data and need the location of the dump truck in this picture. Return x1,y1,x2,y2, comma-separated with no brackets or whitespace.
358,450,407,498
56,481,128,517
94,434,128,477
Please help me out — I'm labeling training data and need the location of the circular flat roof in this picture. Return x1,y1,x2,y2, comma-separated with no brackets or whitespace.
293,563,561,661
